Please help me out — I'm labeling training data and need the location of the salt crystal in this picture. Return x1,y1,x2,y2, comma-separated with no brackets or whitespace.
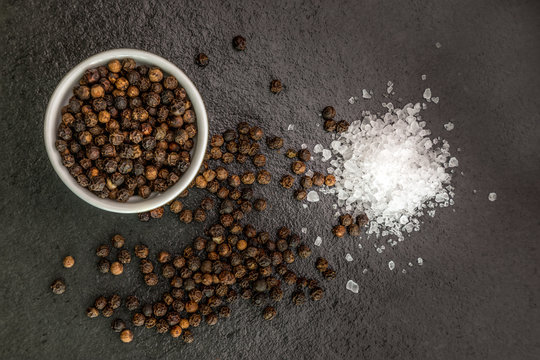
348,97,356,104
302,204,308,209
488,192,497,201
432,97,439,104
345,253,353,262
387,81,393,94
448,157,459,167
287,124,295,131
306,191,320,202
362,268,368,274
408,262,413,267
358,244,362,249
388,261,395,271
306,169,314,177
417,257,423,265
346,280,359,293
362,89,372,99
421,74,427,80
435,42,442,48
314,236,322,246
313,144,323,153
423,88,432,100
473,189,477,194
402,269,407,274
301,227,307,234
444,122,454,131
301,143,307,149
376,248,382,253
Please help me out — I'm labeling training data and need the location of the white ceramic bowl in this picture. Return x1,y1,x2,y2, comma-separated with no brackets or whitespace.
44,49,208,213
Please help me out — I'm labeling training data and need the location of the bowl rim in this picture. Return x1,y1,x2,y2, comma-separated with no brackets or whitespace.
44,48,208,214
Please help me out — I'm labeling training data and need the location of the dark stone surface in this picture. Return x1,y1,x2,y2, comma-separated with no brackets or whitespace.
1,0,539,359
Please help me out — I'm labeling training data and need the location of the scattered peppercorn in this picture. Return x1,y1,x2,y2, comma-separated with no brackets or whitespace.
332,225,347,238
86,307,99,318
348,224,361,236
292,290,306,305
110,261,124,275
285,148,297,158
266,136,284,150
111,319,126,332
134,244,149,259
336,120,350,133
315,257,329,272
280,175,294,189
270,79,283,94
339,214,353,227
111,234,125,248
356,213,369,227
50,279,66,295
63,255,75,268
291,161,306,175
322,106,336,120
195,53,209,67
297,149,311,162
323,268,337,280
324,119,337,132
232,35,247,50
262,306,277,320
120,329,133,343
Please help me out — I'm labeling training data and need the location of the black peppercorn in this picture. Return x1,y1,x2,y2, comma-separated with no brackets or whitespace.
50,279,66,295
98,258,111,273
95,296,107,310
232,35,246,51
322,106,336,120
86,307,99,318
356,213,369,227
270,79,283,94
280,175,294,189
324,119,337,132
323,268,337,280
266,136,284,150
195,53,209,67
292,290,306,305
297,243,312,258
310,287,324,301
125,295,140,311
111,318,126,333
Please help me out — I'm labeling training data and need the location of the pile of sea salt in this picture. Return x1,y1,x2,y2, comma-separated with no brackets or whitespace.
317,102,456,240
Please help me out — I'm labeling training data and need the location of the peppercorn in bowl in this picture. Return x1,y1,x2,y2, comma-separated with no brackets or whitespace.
44,49,208,213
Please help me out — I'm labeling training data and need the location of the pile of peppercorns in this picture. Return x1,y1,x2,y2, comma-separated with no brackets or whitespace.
84,225,335,343
137,121,271,224
55,58,197,202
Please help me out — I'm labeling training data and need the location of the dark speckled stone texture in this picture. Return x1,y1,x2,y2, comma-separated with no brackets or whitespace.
1,0,539,359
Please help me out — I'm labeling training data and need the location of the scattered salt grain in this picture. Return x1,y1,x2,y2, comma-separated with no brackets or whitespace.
362,268,368,274
287,124,295,131
417,257,423,265
348,96,356,104
346,280,359,293
488,192,497,201
321,149,331,162
314,236,322,246
345,253,353,262
313,144,323,153
301,143,307,149
448,157,459,167
423,88,432,100
306,191,320,202
435,42,442,48
402,269,407,274
362,89,372,99
301,227,307,234
358,244,362,249
387,81,394,94
432,97,439,104
305,169,314,177
444,122,454,131
408,262,413,267
421,74,427,81
302,204,308,209
388,261,395,271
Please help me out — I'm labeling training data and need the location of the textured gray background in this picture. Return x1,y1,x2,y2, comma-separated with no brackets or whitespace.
1,0,539,359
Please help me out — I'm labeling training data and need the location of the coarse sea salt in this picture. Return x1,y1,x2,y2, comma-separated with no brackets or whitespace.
345,253,353,262
444,122,454,131
362,89,372,99
388,261,395,270
325,102,456,240
346,280,359,293
314,236,322,246
488,192,497,201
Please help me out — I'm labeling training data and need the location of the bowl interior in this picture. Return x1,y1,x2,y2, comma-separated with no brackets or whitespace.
44,49,208,213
